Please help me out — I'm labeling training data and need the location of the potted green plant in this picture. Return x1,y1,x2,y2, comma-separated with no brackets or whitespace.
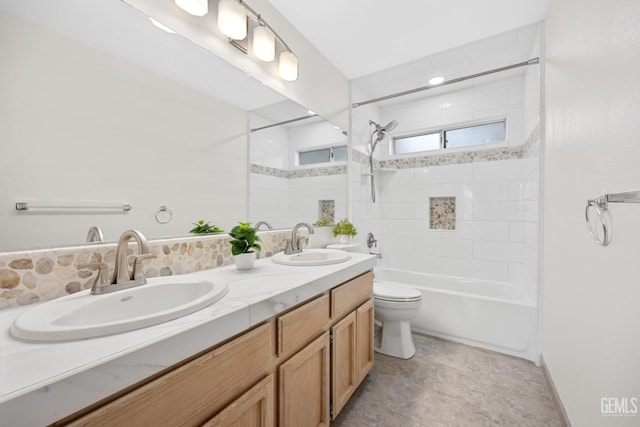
333,218,357,244
189,220,223,234
228,222,261,270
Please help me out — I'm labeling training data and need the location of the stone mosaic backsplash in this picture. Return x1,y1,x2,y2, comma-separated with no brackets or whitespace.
0,230,291,310
430,197,456,230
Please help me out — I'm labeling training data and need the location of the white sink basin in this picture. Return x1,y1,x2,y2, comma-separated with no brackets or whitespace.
10,279,228,342
272,248,351,266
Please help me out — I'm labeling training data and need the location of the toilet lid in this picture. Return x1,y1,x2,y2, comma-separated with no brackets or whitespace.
374,282,422,302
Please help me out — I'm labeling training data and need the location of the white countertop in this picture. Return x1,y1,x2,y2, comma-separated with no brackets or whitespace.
0,253,376,426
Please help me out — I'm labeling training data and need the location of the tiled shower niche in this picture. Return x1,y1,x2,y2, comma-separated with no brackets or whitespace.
430,197,456,230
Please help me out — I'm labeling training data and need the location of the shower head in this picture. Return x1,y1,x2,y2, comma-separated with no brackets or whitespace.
369,119,398,134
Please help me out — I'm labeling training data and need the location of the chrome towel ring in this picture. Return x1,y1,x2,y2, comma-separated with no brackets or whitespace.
585,189,640,246
155,205,173,224
585,197,611,246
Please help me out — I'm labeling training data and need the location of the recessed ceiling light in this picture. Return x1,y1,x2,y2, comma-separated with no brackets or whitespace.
149,18,176,34
429,76,445,85
439,102,452,109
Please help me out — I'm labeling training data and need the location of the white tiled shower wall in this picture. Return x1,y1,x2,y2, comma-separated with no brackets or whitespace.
374,159,534,286
351,25,541,293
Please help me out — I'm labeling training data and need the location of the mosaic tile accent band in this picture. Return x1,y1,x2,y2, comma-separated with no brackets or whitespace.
430,197,456,230
250,163,346,178
0,230,291,310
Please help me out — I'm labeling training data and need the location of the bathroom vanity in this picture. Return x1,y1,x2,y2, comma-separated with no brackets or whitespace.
0,253,376,426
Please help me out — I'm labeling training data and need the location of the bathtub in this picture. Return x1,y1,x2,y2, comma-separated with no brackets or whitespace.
374,268,538,362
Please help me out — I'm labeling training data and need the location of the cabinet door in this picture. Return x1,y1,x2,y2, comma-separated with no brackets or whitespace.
330,311,357,420
356,298,375,383
203,374,274,427
67,323,273,427
279,332,330,427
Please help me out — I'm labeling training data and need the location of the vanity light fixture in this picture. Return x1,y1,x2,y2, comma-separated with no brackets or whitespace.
279,51,298,81
174,0,208,17
253,24,275,62
428,76,445,85
173,0,298,81
218,0,247,40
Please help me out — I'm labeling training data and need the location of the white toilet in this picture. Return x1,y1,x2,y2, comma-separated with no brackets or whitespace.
373,281,422,359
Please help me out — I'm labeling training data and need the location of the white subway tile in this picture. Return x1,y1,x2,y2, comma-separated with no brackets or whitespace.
474,159,525,181
413,238,473,258
473,201,524,221
473,241,524,263
414,164,474,184
509,222,525,242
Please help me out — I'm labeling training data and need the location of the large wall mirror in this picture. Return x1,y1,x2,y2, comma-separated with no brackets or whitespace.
248,100,348,229
0,1,346,251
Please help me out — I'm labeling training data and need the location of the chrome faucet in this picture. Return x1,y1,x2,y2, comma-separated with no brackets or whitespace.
79,229,155,295
86,226,104,243
254,221,273,231
284,223,315,255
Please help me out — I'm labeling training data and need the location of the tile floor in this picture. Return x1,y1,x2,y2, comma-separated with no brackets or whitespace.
332,333,564,427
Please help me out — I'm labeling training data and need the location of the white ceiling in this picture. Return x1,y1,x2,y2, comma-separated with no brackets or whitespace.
267,0,549,80
1,0,549,118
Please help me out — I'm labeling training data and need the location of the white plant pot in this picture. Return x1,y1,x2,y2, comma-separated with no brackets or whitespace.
234,251,256,270
338,234,353,244
309,226,336,248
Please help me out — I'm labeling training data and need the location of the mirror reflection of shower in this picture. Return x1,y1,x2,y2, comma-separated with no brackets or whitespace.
368,119,398,202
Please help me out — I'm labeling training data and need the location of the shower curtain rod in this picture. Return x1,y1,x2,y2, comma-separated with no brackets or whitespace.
352,57,540,108
250,113,318,133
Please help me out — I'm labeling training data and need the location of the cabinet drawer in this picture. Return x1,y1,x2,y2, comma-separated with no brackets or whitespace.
67,322,273,427
331,271,373,320
277,293,330,355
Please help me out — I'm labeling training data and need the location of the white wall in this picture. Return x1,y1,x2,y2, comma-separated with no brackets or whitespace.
0,11,248,249
543,0,640,425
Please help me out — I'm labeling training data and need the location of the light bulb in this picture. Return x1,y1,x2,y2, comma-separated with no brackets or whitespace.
253,26,275,62
218,0,247,40
174,0,208,17
279,51,298,82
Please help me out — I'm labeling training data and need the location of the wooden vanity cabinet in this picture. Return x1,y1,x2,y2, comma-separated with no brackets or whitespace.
55,271,373,427
329,273,375,420
63,322,274,427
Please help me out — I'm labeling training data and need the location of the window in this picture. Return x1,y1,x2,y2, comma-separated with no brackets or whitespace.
444,121,506,148
298,145,347,166
392,119,506,155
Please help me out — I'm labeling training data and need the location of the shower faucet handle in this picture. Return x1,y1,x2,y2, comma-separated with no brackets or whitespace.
367,232,377,249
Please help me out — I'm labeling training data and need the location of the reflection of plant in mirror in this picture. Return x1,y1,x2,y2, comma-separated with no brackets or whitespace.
189,220,223,234
229,222,262,255
332,218,357,237
313,218,332,226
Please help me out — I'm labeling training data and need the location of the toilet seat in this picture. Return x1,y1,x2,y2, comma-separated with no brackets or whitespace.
373,282,422,302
